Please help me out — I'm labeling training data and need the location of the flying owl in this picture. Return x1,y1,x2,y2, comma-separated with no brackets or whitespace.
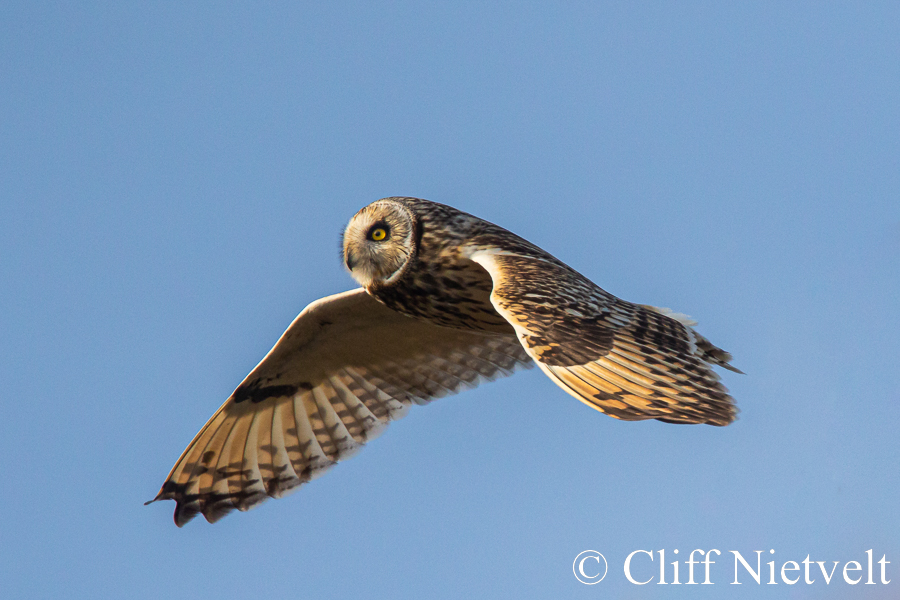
148,197,740,526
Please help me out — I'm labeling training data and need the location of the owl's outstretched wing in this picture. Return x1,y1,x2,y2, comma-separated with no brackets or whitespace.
469,249,739,426
147,289,531,526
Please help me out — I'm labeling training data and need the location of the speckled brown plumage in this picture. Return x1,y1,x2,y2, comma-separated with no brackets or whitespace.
148,197,740,526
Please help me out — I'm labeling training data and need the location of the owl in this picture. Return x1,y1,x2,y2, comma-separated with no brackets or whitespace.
148,197,740,526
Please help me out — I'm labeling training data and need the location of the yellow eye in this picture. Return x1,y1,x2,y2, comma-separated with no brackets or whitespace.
370,227,388,241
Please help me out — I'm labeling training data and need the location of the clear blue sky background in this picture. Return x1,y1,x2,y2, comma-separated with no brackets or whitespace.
1,3,898,599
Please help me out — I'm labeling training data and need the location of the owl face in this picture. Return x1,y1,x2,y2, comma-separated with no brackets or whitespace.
343,200,417,288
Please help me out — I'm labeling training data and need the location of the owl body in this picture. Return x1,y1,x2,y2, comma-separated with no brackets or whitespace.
149,196,741,526
349,198,643,365
356,198,516,332
353,197,579,334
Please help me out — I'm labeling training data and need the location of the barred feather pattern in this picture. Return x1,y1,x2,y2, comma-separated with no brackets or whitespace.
148,290,531,526
470,251,738,426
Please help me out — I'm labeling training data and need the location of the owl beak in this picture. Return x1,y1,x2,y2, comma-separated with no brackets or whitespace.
345,252,356,271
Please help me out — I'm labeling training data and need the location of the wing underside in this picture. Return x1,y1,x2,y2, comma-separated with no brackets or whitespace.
149,289,531,525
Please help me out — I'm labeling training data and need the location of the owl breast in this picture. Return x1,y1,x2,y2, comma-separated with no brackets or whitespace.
369,250,514,334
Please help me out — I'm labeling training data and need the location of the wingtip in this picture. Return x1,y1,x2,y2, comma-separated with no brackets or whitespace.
144,491,165,506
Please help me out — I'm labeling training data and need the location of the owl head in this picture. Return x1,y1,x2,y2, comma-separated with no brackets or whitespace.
343,198,418,288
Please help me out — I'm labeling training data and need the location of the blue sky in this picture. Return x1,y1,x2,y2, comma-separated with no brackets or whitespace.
1,2,898,598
